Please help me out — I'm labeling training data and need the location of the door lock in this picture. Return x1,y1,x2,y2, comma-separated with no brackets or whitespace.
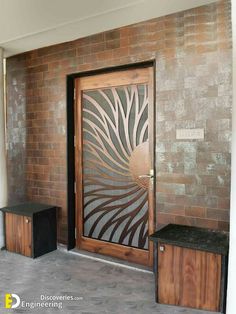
159,245,165,252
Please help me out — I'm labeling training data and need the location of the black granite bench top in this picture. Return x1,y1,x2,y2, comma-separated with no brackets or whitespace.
0,203,57,217
150,224,229,255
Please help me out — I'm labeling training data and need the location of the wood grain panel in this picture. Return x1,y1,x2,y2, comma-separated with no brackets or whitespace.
5,213,32,257
5,213,14,252
14,214,23,254
79,236,149,266
79,68,151,90
158,244,222,311
23,216,32,257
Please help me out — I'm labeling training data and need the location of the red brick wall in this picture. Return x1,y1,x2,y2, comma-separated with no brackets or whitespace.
6,0,232,243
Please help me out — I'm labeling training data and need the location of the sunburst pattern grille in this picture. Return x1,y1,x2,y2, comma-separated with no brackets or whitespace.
82,84,149,249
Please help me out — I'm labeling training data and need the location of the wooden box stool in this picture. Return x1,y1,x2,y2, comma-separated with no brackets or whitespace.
1,203,57,258
150,224,229,313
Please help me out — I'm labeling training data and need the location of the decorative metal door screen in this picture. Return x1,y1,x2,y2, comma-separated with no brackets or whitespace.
75,67,154,265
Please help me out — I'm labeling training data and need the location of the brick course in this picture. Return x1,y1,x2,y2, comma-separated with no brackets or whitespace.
6,0,232,243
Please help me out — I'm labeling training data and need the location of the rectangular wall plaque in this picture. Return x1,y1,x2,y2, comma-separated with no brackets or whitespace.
176,128,204,140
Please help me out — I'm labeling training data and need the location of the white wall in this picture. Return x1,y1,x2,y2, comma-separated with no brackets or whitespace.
0,0,216,57
226,1,236,313
0,47,7,248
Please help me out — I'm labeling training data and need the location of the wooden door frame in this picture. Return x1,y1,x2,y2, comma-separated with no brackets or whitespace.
66,61,156,262
75,67,154,266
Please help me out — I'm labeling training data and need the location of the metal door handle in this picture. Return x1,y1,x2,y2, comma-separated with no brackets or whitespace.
138,174,153,179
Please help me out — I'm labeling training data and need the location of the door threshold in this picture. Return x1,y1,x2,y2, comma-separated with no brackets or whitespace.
59,245,153,274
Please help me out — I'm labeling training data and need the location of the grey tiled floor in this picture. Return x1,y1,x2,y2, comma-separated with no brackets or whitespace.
0,248,219,314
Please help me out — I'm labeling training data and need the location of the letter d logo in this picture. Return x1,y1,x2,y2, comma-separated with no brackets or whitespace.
5,293,20,308
5,294,12,308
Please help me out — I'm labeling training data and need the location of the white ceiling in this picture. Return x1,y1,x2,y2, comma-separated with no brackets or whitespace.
0,0,216,57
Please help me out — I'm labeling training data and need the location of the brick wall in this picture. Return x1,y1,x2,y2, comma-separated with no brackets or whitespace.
6,0,232,243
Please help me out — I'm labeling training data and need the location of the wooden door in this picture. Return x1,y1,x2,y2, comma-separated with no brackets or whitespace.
75,67,154,266
158,243,222,311
5,213,32,257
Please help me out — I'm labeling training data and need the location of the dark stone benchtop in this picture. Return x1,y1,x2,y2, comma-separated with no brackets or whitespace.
0,203,57,217
150,224,229,255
